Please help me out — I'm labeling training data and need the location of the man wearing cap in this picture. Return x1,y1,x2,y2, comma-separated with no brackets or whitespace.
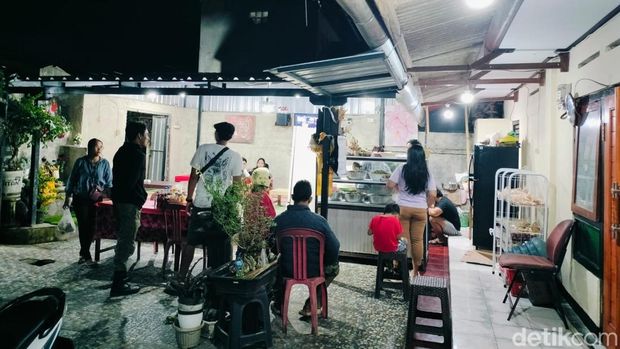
177,122,243,278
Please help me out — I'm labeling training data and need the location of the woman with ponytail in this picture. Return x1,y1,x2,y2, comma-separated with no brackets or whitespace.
387,143,436,281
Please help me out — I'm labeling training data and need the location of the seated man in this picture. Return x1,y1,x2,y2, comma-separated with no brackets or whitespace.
271,180,340,317
428,189,461,245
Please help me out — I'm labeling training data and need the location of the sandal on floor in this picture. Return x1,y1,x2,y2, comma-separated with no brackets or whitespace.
298,306,322,317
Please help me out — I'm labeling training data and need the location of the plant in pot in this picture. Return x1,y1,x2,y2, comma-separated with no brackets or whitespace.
173,258,209,330
0,93,71,197
207,180,277,278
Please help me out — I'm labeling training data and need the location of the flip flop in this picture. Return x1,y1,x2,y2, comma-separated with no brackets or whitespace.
298,306,322,317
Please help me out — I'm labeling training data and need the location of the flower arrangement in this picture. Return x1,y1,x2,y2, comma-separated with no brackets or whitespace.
37,170,59,217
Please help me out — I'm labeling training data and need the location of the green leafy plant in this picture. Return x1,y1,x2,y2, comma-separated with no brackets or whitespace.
179,258,209,302
207,180,247,239
207,180,276,276
0,94,71,171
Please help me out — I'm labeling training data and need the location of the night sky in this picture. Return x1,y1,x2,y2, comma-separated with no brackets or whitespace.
0,0,366,76
0,0,201,74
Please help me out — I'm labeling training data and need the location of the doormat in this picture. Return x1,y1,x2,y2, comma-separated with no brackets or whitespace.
461,250,493,266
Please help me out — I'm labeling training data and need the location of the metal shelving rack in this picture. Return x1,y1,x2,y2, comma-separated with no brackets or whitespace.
491,168,549,274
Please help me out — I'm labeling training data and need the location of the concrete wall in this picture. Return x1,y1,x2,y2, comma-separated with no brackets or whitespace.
504,12,620,326
197,112,294,191
80,95,198,183
79,96,294,191
425,132,473,187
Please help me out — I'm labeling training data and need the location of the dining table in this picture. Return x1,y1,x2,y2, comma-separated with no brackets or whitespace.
93,199,188,263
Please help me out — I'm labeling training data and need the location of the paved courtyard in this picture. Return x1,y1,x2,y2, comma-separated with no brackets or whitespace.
0,238,409,348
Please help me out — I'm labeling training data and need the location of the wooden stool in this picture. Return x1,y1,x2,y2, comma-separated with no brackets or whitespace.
405,276,452,349
374,251,409,300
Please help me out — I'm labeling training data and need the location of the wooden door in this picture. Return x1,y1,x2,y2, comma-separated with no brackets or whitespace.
603,88,620,348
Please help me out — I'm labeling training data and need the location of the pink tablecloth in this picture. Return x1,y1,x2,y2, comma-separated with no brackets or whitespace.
94,199,184,243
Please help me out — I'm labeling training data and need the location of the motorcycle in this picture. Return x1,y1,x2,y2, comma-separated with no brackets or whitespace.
0,287,73,349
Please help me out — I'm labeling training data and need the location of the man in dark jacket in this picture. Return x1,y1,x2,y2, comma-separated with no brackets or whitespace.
109,121,149,297
271,180,340,317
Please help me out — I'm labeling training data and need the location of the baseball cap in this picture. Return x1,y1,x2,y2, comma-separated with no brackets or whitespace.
214,122,235,140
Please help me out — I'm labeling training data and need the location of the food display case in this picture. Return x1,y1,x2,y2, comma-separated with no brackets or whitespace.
317,155,406,259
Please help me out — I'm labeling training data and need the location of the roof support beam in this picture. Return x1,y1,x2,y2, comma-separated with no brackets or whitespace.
421,95,515,107
469,71,490,80
8,86,315,97
418,77,542,86
409,52,569,73
470,48,515,69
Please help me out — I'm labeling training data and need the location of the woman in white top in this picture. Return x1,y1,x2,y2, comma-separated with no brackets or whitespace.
387,143,436,280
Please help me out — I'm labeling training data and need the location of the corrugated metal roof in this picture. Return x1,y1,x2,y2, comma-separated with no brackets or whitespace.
395,0,495,101
268,51,399,97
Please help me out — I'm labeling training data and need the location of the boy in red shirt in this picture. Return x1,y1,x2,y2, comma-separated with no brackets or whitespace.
368,204,407,271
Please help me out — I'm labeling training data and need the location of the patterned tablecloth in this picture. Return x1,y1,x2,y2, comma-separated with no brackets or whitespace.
94,199,181,243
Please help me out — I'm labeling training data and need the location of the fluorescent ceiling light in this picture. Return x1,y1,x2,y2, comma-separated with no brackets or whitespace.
460,91,475,104
465,0,494,9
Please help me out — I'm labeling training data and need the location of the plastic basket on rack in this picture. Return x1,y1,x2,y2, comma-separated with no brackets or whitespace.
491,169,549,274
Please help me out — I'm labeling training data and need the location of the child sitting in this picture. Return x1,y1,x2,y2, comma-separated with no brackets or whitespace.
251,167,276,218
368,203,407,272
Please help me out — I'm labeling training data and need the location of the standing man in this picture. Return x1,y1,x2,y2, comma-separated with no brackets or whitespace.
178,122,243,278
110,122,149,297
271,180,340,317
63,138,113,267
428,189,461,245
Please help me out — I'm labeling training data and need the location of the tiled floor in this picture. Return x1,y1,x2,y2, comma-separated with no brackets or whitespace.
449,235,590,349
0,234,596,348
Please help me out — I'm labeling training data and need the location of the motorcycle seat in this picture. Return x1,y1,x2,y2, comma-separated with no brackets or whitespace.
0,296,59,349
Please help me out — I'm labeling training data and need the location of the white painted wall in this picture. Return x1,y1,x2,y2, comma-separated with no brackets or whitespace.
504,12,620,326
474,118,513,144
76,96,390,198
81,95,198,183
196,111,294,191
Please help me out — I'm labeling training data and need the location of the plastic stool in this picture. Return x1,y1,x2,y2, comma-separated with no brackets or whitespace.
405,276,452,349
214,287,273,349
375,250,409,300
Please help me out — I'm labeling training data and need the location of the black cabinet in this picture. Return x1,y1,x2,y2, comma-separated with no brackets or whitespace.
470,145,519,250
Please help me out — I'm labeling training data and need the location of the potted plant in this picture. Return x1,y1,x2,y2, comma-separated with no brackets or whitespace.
207,181,277,277
0,93,71,196
170,258,208,329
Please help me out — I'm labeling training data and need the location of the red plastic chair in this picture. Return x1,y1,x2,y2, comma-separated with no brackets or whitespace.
162,203,187,275
276,228,328,335
498,219,575,327
161,203,207,275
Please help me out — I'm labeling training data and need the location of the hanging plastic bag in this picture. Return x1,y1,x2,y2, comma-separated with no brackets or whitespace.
56,208,76,240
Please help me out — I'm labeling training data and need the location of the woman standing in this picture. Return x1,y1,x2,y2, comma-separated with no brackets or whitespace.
63,138,113,266
387,143,436,280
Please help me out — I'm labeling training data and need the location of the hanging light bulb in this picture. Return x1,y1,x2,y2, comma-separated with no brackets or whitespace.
460,90,475,104
443,104,454,119
262,97,275,113
465,0,494,9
